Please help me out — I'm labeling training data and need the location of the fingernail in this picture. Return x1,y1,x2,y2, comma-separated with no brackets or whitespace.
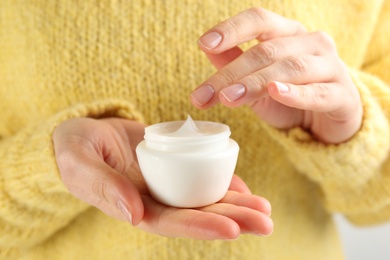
254,231,273,237
274,81,289,93
191,85,215,106
220,84,245,102
117,200,133,225
199,32,222,50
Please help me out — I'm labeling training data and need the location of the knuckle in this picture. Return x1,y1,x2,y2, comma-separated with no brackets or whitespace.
224,18,243,34
55,150,86,199
92,177,110,202
213,68,237,85
250,42,278,65
55,138,92,182
283,56,309,77
299,84,329,109
250,7,268,23
312,31,337,53
294,21,307,34
334,58,349,77
311,84,330,109
246,72,269,89
313,84,329,102
297,86,306,99
224,7,267,34
55,150,78,184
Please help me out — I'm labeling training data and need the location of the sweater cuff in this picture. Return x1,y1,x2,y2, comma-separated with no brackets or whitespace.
44,98,145,186
0,99,144,248
263,70,390,187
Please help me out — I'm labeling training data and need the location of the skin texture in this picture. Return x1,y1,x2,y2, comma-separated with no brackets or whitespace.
53,118,273,240
191,7,363,144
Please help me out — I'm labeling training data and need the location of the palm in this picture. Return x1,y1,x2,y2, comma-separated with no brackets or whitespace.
106,119,273,239
54,117,273,240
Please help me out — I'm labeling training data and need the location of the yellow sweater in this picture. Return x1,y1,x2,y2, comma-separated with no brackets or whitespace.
1,0,390,259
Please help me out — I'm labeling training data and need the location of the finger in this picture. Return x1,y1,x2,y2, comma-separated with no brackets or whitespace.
199,203,273,235
250,97,305,130
108,119,149,194
268,81,363,144
268,81,347,113
199,7,306,53
56,149,144,225
219,55,340,107
223,32,337,76
138,196,241,240
219,191,272,216
205,46,244,69
228,174,252,194
192,32,337,108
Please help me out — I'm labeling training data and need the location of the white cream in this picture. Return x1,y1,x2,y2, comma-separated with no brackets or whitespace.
136,115,239,208
170,115,202,137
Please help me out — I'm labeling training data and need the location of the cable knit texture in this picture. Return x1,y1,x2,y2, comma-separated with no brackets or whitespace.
0,0,389,259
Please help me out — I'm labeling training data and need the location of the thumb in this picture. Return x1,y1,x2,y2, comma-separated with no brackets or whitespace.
95,161,145,226
57,151,144,225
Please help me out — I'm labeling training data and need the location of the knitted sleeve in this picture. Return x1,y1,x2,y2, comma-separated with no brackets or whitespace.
0,99,143,251
264,1,390,226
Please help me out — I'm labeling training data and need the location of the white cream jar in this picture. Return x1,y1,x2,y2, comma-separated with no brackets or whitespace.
136,116,239,208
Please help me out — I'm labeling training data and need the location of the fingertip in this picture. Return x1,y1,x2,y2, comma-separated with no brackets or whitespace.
191,217,241,240
127,196,145,225
268,81,290,96
190,85,215,108
268,81,296,107
198,31,223,52
219,84,245,103
190,95,209,110
219,221,241,240
117,199,135,225
249,212,274,237
261,215,274,236
261,198,272,216
229,175,252,194
194,214,241,240
218,89,245,108
114,176,145,225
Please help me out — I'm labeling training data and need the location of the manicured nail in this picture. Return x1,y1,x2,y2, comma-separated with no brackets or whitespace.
117,200,133,225
191,85,215,106
274,81,289,93
220,84,245,102
199,32,222,50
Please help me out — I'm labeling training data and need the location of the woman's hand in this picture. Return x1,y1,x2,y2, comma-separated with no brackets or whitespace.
53,117,273,239
191,7,362,144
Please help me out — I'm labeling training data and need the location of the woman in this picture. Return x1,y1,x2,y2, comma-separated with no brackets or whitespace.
1,0,389,259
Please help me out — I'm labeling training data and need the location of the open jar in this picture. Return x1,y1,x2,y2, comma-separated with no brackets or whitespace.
135,116,239,208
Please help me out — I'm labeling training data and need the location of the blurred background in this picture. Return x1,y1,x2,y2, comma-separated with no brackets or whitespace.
334,214,390,260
